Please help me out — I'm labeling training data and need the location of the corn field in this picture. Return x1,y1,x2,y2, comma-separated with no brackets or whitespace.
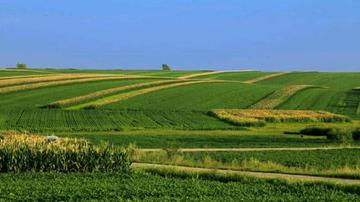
0,132,131,172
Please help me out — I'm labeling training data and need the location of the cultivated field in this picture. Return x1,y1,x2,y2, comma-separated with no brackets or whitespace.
0,68,360,200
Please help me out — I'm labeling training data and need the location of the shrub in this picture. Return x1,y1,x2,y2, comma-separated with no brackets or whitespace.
300,127,332,136
353,128,360,141
83,105,99,110
39,103,61,109
162,64,171,71
326,128,353,143
16,63,27,69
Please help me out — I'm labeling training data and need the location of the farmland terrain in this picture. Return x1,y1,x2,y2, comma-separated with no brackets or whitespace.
0,68,360,201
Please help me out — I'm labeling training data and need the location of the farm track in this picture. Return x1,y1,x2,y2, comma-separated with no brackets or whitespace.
138,146,360,152
0,75,146,94
132,162,360,185
243,72,288,83
69,80,226,109
178,71,224,79
50,79,182,106
250,85,318,109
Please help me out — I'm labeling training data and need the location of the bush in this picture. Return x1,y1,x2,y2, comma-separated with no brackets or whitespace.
39,103,61,109
16,63,27,69
353,128,360,141
83,105,99,110
326,128,353,143
299,127,332,136
162,64,171,71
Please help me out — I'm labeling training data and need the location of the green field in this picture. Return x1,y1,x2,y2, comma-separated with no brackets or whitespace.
1,68,360,200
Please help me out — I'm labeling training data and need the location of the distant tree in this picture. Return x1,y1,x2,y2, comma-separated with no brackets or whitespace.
16,63,27,69
162,64,171,71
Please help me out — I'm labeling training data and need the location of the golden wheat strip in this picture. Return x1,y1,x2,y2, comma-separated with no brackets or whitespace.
211,109,350,124
0,74,48,80
178,71,225,79
0,76,141,94
0,68,50,74
70,80,222,109
51,79,181,106
243,72,288,84
213,109,347,119
250,85,314,109
0,73,124,87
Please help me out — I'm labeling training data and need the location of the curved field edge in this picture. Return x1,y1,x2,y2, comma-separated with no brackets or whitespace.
0,75,149,94
250,85,321,109
68,80,227,109
104,82,278,110
44,79,181,108
0,79,158,110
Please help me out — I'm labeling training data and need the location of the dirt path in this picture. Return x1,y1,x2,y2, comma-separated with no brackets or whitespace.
132,162,360,185
138,146,360,152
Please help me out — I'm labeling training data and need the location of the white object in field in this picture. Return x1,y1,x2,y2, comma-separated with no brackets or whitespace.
46,135,59,141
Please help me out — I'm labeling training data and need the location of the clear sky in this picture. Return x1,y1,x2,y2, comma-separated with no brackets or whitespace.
0,0,359,71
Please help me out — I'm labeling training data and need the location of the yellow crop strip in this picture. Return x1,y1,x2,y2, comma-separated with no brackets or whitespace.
178,71,225,79
0,73,124,87
243,72,288,84
69,80,223,109
0,74,48,80
211,109,350,126
0,75,145,94
50,79,181,106
250,85,316,109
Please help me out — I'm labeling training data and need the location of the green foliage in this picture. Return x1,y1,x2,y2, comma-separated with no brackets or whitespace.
0,133,130,172
39,103,62,109
0,171,359,201
0,109,236,132
162,64,171,71
352,128,360,141
16,63,27,69
326,128,353,143
300,127,332,136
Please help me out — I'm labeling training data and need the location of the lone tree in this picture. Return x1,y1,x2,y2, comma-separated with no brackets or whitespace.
16,63,27,69
162,64,171,71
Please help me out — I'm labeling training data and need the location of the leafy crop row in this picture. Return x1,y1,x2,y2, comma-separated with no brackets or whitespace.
0,171,359,201
70,80,223,109
0,109,236,132
0,132,130,172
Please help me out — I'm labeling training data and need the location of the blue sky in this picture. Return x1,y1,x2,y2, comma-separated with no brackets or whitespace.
0,0,359,71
